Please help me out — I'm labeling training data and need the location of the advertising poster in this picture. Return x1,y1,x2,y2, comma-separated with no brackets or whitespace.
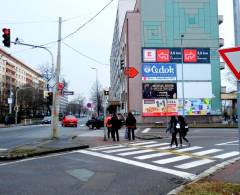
142,83,177,99
142,99,178,116
178,98,211,115
142,63,176,81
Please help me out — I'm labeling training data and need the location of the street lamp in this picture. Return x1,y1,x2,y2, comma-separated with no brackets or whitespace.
91,67,99,116
15,86,33,125
181,34,185,116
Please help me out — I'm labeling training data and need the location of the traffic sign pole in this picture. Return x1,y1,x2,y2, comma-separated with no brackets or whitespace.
238,81,240,152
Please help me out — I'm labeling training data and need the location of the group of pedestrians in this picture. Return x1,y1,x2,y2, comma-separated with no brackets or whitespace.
105,112,137,142
166,116,190,148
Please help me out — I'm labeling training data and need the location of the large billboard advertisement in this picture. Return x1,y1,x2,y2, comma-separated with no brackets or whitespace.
142,48,210,64
143,83,177,99
142,63,176,81
178,98,211,115
143,99,178,116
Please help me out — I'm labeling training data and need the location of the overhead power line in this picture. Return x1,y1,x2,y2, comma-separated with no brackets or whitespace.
63,42,109,66
0,20,57,25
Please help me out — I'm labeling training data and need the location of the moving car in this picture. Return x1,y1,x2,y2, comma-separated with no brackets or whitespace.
61,115,78,127
86,117,104,129
41,116,51,124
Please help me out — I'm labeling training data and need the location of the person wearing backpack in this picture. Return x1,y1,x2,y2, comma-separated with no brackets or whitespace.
125,112,137,141
178,115,190,147
166,116,179,148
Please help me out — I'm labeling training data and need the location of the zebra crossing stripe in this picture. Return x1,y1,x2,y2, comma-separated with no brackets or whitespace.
143,143,169,148
175,146,203,152
135,152,172,160
142,128,151,133
118,149,154,156
78,150,196,180
175,159,215,169
157,146,172,150
213,151,240,159
90,145,125,151
193,149,223,156
130,141,157,146
0,148,7,151
153,156,190,164
104,147,138,153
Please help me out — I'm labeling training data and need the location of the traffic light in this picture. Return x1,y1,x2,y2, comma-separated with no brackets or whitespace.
2,28,10,47
104,90,109,96
47,92,53,105
120,59,124,69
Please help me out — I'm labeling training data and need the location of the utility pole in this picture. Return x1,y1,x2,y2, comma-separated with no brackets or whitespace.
51,17,62,139
233,0,240,151
9,78,13,114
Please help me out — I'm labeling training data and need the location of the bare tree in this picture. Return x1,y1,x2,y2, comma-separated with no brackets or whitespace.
66,94,85,116
90,81,104,116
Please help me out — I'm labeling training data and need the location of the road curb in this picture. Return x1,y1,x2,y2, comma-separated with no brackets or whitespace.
167,157,240,195
0,145,89,161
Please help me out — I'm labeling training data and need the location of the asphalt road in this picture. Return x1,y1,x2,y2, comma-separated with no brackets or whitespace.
0,127,239,194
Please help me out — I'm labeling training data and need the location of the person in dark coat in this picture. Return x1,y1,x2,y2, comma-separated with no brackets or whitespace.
178,116,190,147
125,112,137,141
110,113,121,141
166,116,179,148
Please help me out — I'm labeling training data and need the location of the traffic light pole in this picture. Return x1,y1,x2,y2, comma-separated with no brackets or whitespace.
51,17,62,139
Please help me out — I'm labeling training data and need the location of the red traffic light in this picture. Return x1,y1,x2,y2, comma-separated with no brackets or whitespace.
2,28,10,35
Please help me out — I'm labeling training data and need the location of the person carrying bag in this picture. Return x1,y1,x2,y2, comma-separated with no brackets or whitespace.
125,112,136,141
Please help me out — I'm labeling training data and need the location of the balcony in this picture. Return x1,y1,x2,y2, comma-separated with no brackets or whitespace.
220,62,225,70
219,38,224,47
218,15,223,25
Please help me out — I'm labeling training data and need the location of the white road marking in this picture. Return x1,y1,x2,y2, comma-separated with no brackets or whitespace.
175,159,215,169
215,140,238,146
135,152,172,160
175,146,203,152
130,141,157,146
0,148,8,151
118,149,154,156
214,151,240,159
90,145,125,151
193,149,223,156
153,156,190,164
104,147,138,153
143,143,169,148
142,128,151,133
78,150,196,180
157,146,172,150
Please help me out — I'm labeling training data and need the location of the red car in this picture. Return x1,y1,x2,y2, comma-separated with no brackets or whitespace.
61,115,78,127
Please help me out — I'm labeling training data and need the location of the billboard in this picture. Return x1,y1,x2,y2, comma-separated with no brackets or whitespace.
142,48,210,64
143,83,177,99
142,63,176,81
143,99,178,116
178,98,211,115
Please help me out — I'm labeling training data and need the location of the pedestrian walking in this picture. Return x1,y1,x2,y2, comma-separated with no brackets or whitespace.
110,113,121,141
178,116,190,147
104,114,112,139
125,112,137,141
166,116,179,148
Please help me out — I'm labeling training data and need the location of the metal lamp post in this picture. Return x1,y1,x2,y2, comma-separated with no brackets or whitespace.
181,34,185,116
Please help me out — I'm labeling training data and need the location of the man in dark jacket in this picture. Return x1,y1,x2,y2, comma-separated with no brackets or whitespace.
110,113,121,141
126,112,136,140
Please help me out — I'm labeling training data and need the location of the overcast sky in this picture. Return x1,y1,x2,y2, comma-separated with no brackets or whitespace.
0,0,235,103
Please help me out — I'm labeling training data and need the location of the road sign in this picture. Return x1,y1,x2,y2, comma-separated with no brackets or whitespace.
63,91,74,95
8,98,12,104
124,67,139,78
219,47,240,80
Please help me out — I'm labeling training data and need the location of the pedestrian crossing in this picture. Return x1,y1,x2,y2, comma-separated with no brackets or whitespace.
77,140,240,179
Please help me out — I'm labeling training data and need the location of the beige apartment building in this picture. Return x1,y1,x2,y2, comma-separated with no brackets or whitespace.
0,48,45,115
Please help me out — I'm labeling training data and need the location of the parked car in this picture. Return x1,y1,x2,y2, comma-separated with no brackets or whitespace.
62,115,78,127
41,116,51,124
86,117,104,129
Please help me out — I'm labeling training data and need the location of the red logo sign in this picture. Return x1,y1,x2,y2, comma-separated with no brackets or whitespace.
219,47,240,80
184,49,197,62
124,67,139,78
157,49,170,62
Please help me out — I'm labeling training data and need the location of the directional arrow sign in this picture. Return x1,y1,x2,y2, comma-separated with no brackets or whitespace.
219,47,240,80
124,67,139,78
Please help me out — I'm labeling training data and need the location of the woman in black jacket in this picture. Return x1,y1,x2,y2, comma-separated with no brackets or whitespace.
126,112,136,141
178,116,190,147
166,116,179,148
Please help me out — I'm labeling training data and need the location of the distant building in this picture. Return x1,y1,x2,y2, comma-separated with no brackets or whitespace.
0,48,45,115
110,0,223,123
